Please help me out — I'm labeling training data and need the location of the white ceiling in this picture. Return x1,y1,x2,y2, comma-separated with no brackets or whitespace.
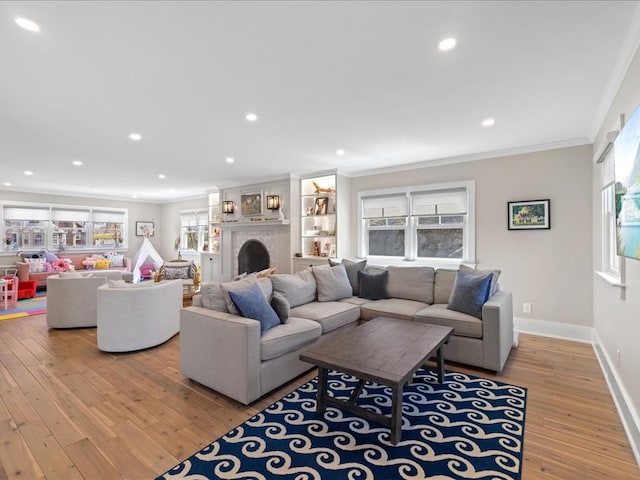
1,0,640,203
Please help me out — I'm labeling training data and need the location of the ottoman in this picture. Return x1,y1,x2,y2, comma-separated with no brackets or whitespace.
18,280,37,299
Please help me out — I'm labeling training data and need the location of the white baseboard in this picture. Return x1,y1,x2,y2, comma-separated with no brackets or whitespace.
592,331,640,467
514,316,593,343
514,318,640,467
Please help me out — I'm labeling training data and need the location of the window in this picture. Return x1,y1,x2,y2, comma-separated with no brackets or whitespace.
359,181,475,265
180,210,209,252
362,194,408,257
2,202,128,252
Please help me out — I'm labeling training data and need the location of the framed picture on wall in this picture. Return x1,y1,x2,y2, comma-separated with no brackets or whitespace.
240,190,263,216
135,221,155,236
507,199,550,230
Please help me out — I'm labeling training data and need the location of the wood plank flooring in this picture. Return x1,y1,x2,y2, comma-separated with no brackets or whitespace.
0,313,638,479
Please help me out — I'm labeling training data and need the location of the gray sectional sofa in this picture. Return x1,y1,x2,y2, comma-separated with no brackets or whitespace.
179,263,513,405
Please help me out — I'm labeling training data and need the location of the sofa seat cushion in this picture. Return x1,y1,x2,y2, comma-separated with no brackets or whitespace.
260,317,322,361
414,304,483,339
290,301,360,333
338,296,373,306
360,298,427,321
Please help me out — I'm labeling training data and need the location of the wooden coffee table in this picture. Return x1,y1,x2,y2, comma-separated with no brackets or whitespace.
300,317,453,444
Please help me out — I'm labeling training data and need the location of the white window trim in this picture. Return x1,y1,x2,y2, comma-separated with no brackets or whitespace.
357,180,475,268
596,183,626,289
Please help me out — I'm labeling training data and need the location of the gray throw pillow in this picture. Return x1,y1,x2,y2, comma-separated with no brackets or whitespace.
329,258,367,295
459,264,501,297
312,264,353,302
270,291,290,323
358,270,389,300
447,270,492,319
220,273,259,314
271,269,317,308
200,283,228,312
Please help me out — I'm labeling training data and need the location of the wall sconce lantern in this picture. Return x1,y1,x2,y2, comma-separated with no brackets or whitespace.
266,195,281,211
222,200,235,215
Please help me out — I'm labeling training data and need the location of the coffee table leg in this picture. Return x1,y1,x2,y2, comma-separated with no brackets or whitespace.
436,346,445,383
316,367,328,413
390,385,402,444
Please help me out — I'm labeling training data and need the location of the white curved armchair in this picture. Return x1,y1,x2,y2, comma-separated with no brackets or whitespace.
97,279,182,352
47,274,108,328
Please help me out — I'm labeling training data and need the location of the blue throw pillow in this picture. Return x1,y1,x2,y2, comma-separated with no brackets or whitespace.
447,270,492,319
228,283,281,334
358,270,389,300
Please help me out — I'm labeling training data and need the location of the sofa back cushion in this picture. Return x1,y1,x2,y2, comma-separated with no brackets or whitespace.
271,268,317,308
386,266,435,304
434,269,457,304
200,283,228,312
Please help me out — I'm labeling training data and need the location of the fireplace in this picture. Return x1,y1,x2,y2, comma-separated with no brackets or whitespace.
237,239,270,275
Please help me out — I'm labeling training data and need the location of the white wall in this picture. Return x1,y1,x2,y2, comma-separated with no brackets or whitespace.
592,45,640,435
349,144,594,332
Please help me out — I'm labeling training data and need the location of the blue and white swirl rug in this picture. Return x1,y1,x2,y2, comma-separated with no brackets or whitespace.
158,368,526,480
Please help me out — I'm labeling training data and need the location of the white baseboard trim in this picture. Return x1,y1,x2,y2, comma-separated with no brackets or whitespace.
592,331,640,467
514,318,640,467
514,316,593,343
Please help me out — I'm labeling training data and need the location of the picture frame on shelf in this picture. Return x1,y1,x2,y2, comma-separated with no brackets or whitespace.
240,190,263,216
314,196,329,215
135,221,155,236
507,199,550,230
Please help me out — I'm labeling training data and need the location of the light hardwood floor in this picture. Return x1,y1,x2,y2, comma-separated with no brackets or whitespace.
0,313,638,479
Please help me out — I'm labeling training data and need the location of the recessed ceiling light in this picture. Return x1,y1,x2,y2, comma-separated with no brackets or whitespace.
129,133,142,141
158,174,166,179
24,170,33,176
482,118,496,127
132,195,138,199
225,157,235,164
245,113,258,122
3,182,12,187
72,160,83,166
336,149,345,156
438,37,457,51
15,17,40,32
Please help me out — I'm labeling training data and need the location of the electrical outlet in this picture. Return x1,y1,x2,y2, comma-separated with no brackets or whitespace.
523,303,532,314
616,349,621,365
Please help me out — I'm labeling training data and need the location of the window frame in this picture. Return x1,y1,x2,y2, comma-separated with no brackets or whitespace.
358,180,475,267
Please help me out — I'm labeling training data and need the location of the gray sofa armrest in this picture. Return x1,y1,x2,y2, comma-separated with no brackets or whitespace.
180,306,261,405
481,290,514,372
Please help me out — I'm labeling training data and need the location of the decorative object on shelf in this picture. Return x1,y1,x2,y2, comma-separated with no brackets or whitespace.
312,241,321,256
314,197,328,215
240,190,263,216
507,199,551,230
313,181,336,194
266,195,281,210
222,201,235,215
135,221,154,237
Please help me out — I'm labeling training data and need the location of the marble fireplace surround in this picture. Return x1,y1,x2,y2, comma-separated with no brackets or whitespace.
219,221,291,281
